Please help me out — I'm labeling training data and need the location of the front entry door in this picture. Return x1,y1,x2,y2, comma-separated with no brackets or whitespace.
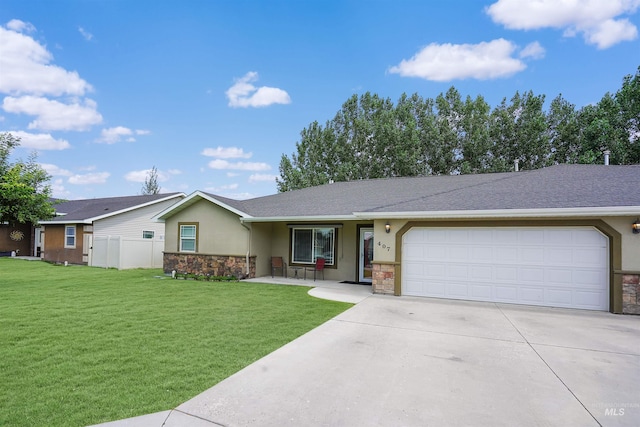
359,228,374,283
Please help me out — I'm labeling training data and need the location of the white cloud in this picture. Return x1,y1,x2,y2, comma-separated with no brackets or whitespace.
389,39,527,81
40,163,73,176
2,95,102,131
204,183,239,193
97,126,149,144
50,178,71,199
226,71,291,108
226,172,240,177
5,130,70,150
68,172,110,185
201,146,252,158
519,41,546,59
124,168,171,183
168,169,181,175
486,0,640,49
78,27,93,41
207,159,271,171
248,173,278,183
0,22,92,96
6,19,35,33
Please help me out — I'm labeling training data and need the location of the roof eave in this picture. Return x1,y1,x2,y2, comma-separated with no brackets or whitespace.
353,206,640,220
40,219,93,225
241,215,356,223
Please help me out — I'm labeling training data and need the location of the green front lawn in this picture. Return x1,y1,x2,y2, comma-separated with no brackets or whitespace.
0,259,351,426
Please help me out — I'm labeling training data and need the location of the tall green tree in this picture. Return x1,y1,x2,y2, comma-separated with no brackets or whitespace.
278,68,639,192
0,133,54,225
140,166,161,195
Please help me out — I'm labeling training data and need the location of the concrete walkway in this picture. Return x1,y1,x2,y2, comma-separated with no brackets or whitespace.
90,282,640,427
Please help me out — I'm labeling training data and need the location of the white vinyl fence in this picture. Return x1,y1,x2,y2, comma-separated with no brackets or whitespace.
91,236,164,269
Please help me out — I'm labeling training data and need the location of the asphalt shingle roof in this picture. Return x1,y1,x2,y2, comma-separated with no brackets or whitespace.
205,165,640,218
48,193,183,222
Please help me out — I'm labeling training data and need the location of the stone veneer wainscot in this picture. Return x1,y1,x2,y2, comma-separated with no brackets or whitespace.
163,252,256,279
622,273,640,315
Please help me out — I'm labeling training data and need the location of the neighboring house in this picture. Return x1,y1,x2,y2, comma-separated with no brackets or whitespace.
154,165,640,314
40,193,185,269
0,222,39,257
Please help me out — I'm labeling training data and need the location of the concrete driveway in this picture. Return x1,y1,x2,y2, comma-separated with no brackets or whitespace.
96,295,640,427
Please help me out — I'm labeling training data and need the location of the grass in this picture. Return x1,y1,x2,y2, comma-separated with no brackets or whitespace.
0,259,352,427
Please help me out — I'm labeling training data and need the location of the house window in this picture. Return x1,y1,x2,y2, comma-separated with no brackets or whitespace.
291,227,335,265
65,226,76,248
142,230,155,239
179,224,197,252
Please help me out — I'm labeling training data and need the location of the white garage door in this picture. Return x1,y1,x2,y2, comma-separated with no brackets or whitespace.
402,227,609,311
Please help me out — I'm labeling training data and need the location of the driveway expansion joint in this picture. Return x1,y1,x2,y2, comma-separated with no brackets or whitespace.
496,304,602,427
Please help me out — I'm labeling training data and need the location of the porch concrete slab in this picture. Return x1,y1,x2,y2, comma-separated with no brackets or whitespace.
496,304,640,355
243,276,373,304
175,302,597,426
307,282,372,303
336,295,527,342
532,344,640,426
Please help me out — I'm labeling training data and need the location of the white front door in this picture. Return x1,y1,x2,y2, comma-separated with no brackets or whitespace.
359,228,374,283
83,233,93,264
34,227,42,257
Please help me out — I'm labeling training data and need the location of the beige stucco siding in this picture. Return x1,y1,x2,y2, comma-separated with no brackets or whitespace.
164,199,249,255
249,222,273,277
603,217,640,271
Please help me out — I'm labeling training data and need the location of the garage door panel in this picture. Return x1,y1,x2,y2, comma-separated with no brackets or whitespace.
471,247,493,262
448,264,469,278
574,248,606,266
519,267,545,283
494,285,518,301
447,246,469,260
470,284,492,299
521,247,545,263
519,287,545,304
546,248,573,265
546,268,573,285
575,290,605,308
402,227,609,311
520,229,545,243
470,265,492,281
546,288,572,305
495,247,518,262
448,283,470,297
495,266,517,281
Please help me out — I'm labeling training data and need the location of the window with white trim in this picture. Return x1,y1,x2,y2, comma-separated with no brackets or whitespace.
65,225,76,248
142,230,155,239
291,227,335,265
179,224,197,252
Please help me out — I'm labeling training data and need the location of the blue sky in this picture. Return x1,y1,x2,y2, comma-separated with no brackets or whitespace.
1,0,639,200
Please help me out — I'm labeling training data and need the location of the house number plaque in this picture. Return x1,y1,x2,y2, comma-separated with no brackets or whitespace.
377,241,391,251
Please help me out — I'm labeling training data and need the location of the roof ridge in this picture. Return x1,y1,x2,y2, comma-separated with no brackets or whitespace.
367,171,524,212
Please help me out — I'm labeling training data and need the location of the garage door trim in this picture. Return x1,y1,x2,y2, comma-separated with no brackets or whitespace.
394,219,621,313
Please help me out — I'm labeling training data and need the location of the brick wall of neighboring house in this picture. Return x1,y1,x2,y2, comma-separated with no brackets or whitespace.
163,252,256,279
372,262,397,295
622,273,640,315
